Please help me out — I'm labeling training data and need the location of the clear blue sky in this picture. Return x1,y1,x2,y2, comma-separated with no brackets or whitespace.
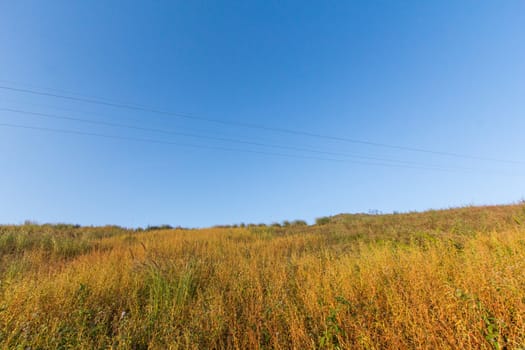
1,1,524,227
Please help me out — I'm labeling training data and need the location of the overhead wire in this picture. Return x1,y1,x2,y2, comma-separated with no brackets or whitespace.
0,121,342,162
0,120,500,174
0,83,523,165
0,106,465,169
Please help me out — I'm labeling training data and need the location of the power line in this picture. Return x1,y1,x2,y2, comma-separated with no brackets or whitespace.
0,95,250,140
1,107,459,168
0,78,167,109
0,83,522,165
0,121,491,174
0,121,341,162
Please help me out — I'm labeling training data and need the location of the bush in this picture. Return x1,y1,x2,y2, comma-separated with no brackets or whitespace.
145,225,174,231
316,217,331,225
292,220,308,226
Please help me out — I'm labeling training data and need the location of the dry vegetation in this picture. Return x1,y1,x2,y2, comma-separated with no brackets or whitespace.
1,204,525,349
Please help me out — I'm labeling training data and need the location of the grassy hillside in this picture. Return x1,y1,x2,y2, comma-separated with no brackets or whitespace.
1,204,525,349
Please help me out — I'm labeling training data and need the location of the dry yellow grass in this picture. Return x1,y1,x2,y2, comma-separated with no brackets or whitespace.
1,204,525,349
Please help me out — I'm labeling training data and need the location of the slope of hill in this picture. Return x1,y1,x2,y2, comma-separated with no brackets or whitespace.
1,204,524,349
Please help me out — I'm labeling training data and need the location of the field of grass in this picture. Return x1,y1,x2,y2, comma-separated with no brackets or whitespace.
1,204,525,349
